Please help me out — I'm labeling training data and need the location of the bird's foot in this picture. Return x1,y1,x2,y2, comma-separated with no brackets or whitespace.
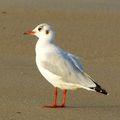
44,104,65,108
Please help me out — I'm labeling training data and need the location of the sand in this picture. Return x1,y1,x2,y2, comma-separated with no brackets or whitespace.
0,0,120,120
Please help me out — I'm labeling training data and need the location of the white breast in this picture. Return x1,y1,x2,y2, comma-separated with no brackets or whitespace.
35,40,62,87
36,62,62,86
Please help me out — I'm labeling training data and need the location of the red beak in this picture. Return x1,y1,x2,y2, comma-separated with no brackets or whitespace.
24,31,35,36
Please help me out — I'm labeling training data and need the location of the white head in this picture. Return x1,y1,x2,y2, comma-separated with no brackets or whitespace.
24,23,55,43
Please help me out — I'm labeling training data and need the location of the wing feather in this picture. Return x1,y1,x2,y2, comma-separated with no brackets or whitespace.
40,49,96,88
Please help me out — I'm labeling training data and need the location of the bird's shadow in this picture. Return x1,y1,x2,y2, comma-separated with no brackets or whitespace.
43,105,111,109
63,105,114,109
64,106,81,109
42,106,92,109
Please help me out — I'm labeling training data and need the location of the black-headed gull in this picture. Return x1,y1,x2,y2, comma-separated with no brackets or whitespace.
24,23,108,108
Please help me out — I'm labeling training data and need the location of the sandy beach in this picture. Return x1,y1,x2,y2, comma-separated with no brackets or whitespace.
0,0,120,120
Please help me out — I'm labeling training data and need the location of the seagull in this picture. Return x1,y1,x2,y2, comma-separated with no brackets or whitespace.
24,23,108,108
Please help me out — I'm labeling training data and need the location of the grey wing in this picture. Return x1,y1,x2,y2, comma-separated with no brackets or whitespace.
41,51,84,76
41,52,72,77
66,53,96,87
66,53,84,72
41,50,96,88
40,51,82,84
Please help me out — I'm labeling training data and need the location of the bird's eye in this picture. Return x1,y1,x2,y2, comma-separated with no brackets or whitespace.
38,27,42,31
46,30,49,34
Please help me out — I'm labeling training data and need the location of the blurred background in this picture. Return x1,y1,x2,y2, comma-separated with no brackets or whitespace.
0,0,120,120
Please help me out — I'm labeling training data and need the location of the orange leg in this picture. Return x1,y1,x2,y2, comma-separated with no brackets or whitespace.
44,88,67,108
60,89,67,107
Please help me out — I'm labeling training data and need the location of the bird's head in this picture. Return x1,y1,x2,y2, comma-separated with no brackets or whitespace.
24,23,55,43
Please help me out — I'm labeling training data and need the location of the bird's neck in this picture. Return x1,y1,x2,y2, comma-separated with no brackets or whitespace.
35,38,56,53
38,37,55,45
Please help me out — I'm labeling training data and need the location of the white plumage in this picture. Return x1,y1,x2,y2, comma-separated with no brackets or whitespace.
24,23,108,108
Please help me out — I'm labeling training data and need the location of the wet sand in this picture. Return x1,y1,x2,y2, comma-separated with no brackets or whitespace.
0,0,120,120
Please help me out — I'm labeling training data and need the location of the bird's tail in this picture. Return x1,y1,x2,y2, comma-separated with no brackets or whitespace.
80,72,108,95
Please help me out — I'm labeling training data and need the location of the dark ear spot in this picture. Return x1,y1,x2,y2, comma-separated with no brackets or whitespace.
46,30,49,34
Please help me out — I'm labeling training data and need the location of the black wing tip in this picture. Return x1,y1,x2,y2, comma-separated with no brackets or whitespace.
96,88,108,95
90,82,109,95
90,86,108,95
